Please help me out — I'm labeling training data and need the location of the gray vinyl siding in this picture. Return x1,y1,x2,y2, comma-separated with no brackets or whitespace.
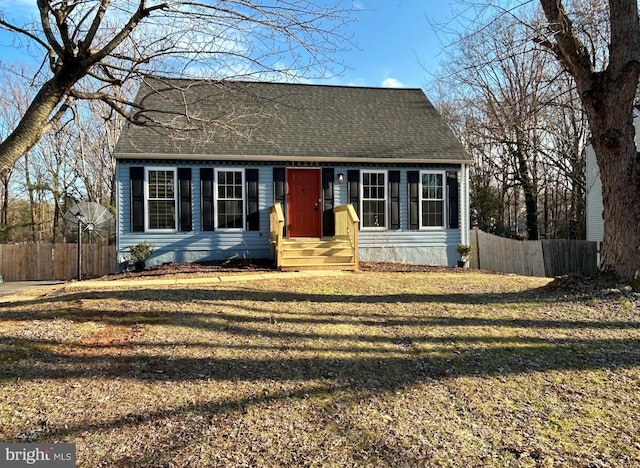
354,167,462,265
117,161,273,269
359,230,461,265
585,144,603,247
117,161,467,269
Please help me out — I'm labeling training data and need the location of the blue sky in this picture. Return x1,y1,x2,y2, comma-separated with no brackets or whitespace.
332,1,455,89
0,0,456,90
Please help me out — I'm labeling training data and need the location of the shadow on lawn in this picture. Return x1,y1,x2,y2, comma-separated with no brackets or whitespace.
1,330,639,463
2,288,639,384
0,282,562,308
1,284,639,383
1,283,639,464
2,335,639,383
0,285,638,331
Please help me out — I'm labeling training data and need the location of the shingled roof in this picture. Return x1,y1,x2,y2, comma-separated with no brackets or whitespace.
114,77,471,164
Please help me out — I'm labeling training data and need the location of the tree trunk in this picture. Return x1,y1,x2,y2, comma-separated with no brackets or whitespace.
538,0,640,281
514,148,539,240
580,69,640,280
591,113,640,280
0,76,74,172
522,183,539,240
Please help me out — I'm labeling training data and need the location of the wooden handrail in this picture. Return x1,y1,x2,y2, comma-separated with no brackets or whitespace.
334,204,360,269
269,203,285,267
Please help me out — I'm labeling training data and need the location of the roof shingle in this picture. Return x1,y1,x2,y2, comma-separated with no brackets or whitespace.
114,78,471,163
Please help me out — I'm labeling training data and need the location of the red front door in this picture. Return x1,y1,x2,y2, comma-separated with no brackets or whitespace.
287,169,322,237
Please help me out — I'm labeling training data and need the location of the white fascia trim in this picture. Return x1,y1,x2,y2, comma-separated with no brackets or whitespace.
115,153,474,165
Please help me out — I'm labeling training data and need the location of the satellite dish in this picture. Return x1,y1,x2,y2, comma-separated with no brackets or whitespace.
62,202,114,280
62,201,114,243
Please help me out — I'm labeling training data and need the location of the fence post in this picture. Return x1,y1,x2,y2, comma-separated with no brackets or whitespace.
470,228,480,269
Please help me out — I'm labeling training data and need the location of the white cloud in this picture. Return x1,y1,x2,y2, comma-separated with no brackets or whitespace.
1,0,39,20
381,77,404,88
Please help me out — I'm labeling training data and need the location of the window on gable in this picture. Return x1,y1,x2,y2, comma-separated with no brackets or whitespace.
216,169,244,229
420,171,445,228
146,168,177,231
361,170,387,229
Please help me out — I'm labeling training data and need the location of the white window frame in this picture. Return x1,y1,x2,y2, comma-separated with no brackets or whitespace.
360,169,388,230
419,170,446,230
214,168,245,231
144,167,177,232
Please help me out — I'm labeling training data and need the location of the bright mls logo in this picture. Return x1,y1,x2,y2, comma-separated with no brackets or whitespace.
0,443,75,467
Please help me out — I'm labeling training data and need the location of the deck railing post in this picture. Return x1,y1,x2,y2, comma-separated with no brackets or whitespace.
269,204,285,267
333,204,360,270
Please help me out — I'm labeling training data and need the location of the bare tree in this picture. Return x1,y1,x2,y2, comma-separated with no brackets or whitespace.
437,0,637,279
433,9,586,240
0,68,32,240
0,0,352,171
535,0,640,281
2,58,136,233
538,74,589,239
70,95,129,208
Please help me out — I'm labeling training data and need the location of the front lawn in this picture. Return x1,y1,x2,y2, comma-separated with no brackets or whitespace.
1,271,639,466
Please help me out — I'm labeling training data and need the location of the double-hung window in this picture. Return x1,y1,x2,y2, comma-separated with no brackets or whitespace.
216,169,244,229
361,170,387,229
146,168,177,231
420,171,445,228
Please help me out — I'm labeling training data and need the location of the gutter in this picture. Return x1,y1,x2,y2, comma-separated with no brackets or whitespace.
114,152,474,165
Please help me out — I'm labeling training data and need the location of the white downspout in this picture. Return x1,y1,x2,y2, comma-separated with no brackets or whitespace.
461,163,470,246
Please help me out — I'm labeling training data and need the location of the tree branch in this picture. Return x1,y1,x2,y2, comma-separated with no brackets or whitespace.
538,0,594,89
36,0,64,59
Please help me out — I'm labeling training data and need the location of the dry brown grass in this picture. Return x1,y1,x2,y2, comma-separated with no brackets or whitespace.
1,270,639,467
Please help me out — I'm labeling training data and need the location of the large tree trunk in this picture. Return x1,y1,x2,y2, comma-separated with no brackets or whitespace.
539,0,640,281
589,98,640,280
581,64,640,280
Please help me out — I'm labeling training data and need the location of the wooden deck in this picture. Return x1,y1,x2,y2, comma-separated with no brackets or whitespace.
270,204,359,271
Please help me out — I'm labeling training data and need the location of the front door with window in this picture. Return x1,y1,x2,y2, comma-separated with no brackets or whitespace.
287,168,322,237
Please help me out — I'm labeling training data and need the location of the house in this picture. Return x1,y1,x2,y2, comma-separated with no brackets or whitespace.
586,106,640,264
113,78,472,270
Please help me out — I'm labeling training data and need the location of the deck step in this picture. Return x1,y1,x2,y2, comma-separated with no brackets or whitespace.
277,237,358,271
280,262,358,272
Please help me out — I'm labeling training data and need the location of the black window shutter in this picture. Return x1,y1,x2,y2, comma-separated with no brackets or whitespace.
178,168,192,232
201,168,214,231
447,171,459,229
347,170,360,216
389,170,400,230
273,168,286,205
322,168,335,237
130,167,144,232
273,167,286,236
408,171,419,230
246,169,259,231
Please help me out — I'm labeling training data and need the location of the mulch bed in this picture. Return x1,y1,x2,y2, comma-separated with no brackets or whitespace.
101,259,276,279
100,260,476,280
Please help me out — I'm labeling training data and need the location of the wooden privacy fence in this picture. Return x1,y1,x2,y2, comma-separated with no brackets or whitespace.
0,243,117,281
469,229,598,278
